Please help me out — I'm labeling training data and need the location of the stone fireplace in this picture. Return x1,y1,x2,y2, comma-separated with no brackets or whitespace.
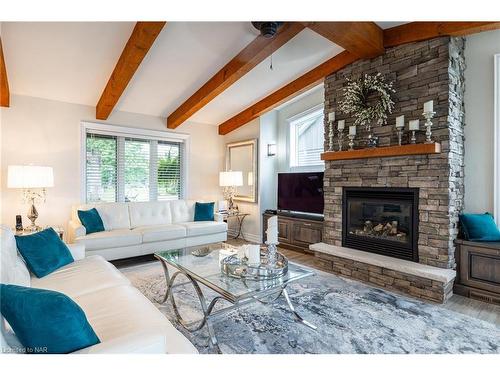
312,36,465,303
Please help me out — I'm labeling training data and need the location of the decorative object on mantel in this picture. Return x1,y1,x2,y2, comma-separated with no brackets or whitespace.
348,125,356,150
395,115,404,146
265,215,279,267
423,100,435,143
337,120,345,151
409,119,419,144
321,142,441,161
327,111,335,151
339,73,395,148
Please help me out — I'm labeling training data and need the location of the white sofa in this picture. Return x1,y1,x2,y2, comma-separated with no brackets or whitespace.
0,226,198,354
68,200,227,261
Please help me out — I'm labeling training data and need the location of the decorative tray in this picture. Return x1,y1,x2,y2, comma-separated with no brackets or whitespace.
220,252,288,280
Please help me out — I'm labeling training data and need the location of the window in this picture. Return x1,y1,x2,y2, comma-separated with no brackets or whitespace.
83,123,187,203
289,107,325,168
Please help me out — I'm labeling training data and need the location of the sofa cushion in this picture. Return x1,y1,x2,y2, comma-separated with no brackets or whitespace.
15,228,74,278
72,285,197,354
128,201,172,228
0,226,30,287
31,255,130,298
180,221,228,237
74,203,130,230
76,229,142,251
170,200,195,223
133,224,186,243
0,284,100,354
77,208,105,234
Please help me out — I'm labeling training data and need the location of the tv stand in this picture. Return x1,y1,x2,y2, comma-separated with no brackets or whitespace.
263,212,323,254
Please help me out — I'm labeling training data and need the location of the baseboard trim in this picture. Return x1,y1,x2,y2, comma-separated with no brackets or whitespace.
227,230,260,243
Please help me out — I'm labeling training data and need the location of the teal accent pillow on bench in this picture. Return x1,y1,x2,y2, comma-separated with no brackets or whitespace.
77,208,105,234
0,284,100,354
459,213,500,241
15,227,74,278
194,202,215,221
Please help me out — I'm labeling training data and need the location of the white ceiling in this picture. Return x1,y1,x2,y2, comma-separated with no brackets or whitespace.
2,21,407,126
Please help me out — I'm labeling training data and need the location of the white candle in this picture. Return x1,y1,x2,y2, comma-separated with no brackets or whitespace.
349,125,356,136
396,115,405,129
328,112,335,122
337,120,345,130
245,244,261,265
266,215,278,244
424,100,433,113
409,119,419,131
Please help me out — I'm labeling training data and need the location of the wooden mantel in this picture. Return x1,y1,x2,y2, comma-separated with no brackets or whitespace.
321,143,441,161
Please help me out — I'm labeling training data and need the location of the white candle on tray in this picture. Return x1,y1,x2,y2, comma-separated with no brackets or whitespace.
266,215,278,244
245,244,261,265
328,112,335,122
396,115,405,129
424,100,433,113
337,120,345,130
349,125,356,136
409,119,419,131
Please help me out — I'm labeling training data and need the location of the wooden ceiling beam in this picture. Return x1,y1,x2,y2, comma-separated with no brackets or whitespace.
167,22,306,129
306,22,384,58
0,37,9,108
218,50,358,135
384,22,500,48
96,22,166,120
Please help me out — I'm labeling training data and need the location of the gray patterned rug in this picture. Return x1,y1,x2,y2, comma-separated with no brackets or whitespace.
122,262,500,354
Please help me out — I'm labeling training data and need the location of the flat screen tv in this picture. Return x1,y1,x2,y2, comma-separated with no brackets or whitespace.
278,172,324,215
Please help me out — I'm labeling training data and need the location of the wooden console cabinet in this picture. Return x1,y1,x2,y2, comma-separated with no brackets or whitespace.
454,240,500,305
263,213,323,254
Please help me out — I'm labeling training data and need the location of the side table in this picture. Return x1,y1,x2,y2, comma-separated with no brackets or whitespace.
221,212,249,240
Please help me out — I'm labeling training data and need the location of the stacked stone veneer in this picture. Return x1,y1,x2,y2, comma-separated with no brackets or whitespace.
317,37,465,302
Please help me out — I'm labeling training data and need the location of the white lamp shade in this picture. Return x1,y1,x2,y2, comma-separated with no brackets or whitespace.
219,171,243,187
7,165,54,188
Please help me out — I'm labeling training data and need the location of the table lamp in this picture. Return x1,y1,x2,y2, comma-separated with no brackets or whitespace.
219,171,243,213
7,165,54,232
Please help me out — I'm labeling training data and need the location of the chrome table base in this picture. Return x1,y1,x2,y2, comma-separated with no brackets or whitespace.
156,257,316,353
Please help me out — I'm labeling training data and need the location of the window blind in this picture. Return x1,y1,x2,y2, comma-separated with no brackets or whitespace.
85,130,183,203
289,109,324,168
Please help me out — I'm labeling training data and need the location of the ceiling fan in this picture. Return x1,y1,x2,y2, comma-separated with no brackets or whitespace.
251,22,284,38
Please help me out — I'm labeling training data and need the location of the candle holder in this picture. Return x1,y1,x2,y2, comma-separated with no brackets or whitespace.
366,124,378,148
265,242,278,268
396,128,403,146
328,121,335,152
410,130,417,144
337,128,345,151
423,111,435,143
348,134,355,150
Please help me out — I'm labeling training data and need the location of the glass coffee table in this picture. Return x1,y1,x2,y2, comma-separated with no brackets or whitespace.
154,244,316,353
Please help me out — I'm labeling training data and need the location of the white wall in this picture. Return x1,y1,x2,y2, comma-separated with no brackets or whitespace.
464,30,500,213
0,95,224,230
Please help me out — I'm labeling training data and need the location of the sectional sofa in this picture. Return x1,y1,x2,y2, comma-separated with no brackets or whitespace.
68,200,227,260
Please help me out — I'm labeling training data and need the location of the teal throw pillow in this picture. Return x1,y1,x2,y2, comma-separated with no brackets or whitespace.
459,212,500,241
77,208,105,234
194,202,215,221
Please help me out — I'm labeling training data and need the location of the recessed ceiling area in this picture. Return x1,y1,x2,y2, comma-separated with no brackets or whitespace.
1,21,409,127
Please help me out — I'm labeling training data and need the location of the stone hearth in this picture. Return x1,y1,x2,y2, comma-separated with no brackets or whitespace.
315,36,465,303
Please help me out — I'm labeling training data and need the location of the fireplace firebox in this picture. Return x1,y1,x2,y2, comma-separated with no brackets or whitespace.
342,187,419,262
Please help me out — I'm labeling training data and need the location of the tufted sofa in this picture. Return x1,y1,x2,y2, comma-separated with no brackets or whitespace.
67,200,227,261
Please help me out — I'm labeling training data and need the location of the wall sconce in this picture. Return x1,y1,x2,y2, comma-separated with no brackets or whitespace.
267,143,277,156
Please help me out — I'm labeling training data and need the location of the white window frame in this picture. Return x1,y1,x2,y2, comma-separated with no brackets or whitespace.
287,104,325,172
80,121,190,203
494,54,500,225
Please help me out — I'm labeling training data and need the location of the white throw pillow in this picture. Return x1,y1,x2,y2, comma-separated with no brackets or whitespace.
0,225,30,287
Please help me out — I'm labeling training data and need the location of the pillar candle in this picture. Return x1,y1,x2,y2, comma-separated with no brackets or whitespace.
328,112,335,122
424,100,433,113
266,215,278,244
337,120,345,130
396,115,405,129
349,125,356,136
245,244,261,265
409,119,419,131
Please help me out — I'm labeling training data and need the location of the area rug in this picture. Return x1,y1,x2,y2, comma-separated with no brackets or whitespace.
122,262,500,354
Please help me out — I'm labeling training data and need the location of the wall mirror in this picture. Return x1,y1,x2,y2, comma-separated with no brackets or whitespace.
225,139,258,203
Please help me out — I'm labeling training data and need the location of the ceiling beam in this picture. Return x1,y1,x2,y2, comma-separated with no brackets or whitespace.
306,22,384,58
384,21,500,48
96,22,166,120
218,51,358,135
0,37,9,107
166,22,306,129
